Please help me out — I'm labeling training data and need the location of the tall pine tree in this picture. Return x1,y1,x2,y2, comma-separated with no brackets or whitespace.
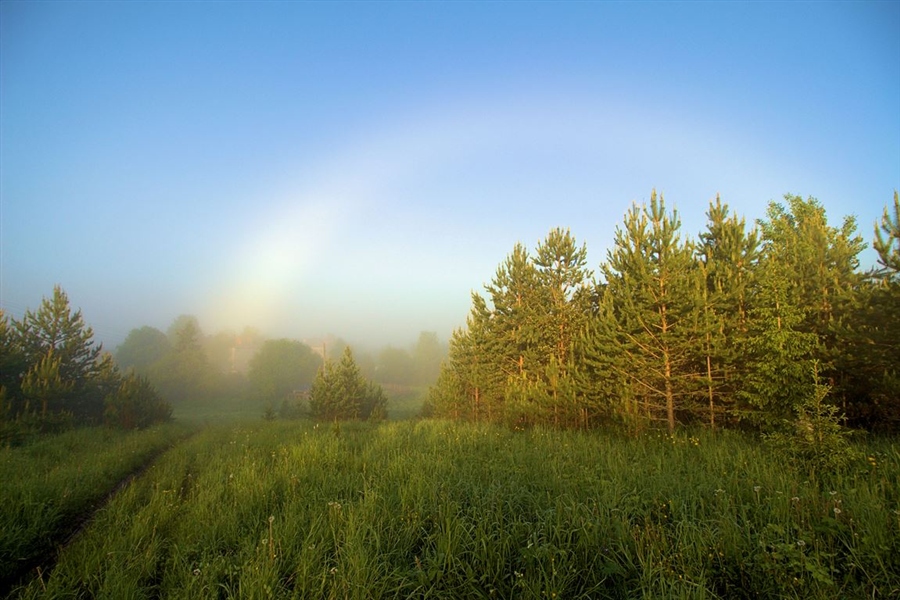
533,228,591,427
697,197,760,427
14,286,104,421
589,192,700,433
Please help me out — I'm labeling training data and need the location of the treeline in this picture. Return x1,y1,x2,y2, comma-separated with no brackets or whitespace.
427,192,899,436
114,316,255,407
0,287,171,442
1,289,446,438
115,316,445,418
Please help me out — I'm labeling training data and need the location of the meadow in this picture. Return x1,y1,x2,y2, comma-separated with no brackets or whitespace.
6,419,898,599
0,423,194,594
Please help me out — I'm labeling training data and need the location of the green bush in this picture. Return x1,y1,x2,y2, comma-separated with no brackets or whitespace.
104,372,172,430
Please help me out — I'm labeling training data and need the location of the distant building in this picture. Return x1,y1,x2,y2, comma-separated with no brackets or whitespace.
303,338,330,361
229,343,260,374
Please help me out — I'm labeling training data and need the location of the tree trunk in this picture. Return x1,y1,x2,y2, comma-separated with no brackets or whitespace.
665,349,675,434
706,342,715,429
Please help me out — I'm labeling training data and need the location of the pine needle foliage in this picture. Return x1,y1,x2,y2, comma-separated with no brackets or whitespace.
308,347,387,422
764,362,860,477
431,191,900,433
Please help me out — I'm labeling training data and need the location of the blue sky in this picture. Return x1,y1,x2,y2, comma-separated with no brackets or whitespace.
2,1,898,349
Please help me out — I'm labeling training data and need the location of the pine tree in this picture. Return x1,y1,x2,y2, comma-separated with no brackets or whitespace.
426,334,467,420
871,191,899,279
20,351,73,418
697,197,760,427
308,347,386,421
577,284,634,430
842,192,900,430
590,192,700,433
478,243,547,426
15,286,102,384
14,286,104,421
464,294,505,420
764,361,859,475
0,311,27,415
533,228,592,427
104,372,172,430
429,229,592,428
484,243,543,380
438,318,488,421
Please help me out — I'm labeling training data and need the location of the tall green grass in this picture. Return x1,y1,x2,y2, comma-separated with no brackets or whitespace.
11,421,899,599
0,423,194,593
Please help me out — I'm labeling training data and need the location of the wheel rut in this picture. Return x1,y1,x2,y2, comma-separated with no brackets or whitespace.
2,431,195,598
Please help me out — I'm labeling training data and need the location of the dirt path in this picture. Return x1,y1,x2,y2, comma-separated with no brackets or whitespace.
2,433,193,598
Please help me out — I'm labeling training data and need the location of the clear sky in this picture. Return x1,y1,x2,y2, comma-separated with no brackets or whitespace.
2,1,898,350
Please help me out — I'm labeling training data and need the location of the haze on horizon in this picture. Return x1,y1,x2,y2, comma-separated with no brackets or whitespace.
1,2,898,351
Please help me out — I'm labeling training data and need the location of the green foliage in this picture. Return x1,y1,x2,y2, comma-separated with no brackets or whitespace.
433,228,591,428
148,315,218,404
247,339,321,404
764,363,860,476
431,191,900,435
308,347,387,421
757,195,866,418
738,260,818,429
14,286,103,386
11,286,105,422
10,422,898,599
873,190,900,279
19,351,73,419
0,311,27,403
0,288,173,437
1,287,151,432
361,381,388,422
696,196,760,428
846,191,900,430
586,192,700,432
114,326,171,370
104,372,172,430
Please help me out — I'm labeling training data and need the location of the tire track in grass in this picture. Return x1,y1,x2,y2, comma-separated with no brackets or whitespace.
2,430,197,598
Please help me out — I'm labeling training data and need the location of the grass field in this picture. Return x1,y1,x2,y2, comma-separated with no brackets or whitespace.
7,419,898,599
0,422,195,594
169,385,427,426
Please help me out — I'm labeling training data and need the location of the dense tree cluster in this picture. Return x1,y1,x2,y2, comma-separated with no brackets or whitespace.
428,192,900,435
370,332,445,388
0,286,171,440
115,317,259,407
116,316,444,415
248,339,322,405
115,318,422,421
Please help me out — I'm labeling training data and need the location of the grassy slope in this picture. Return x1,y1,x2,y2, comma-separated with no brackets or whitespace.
10,420,899,599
